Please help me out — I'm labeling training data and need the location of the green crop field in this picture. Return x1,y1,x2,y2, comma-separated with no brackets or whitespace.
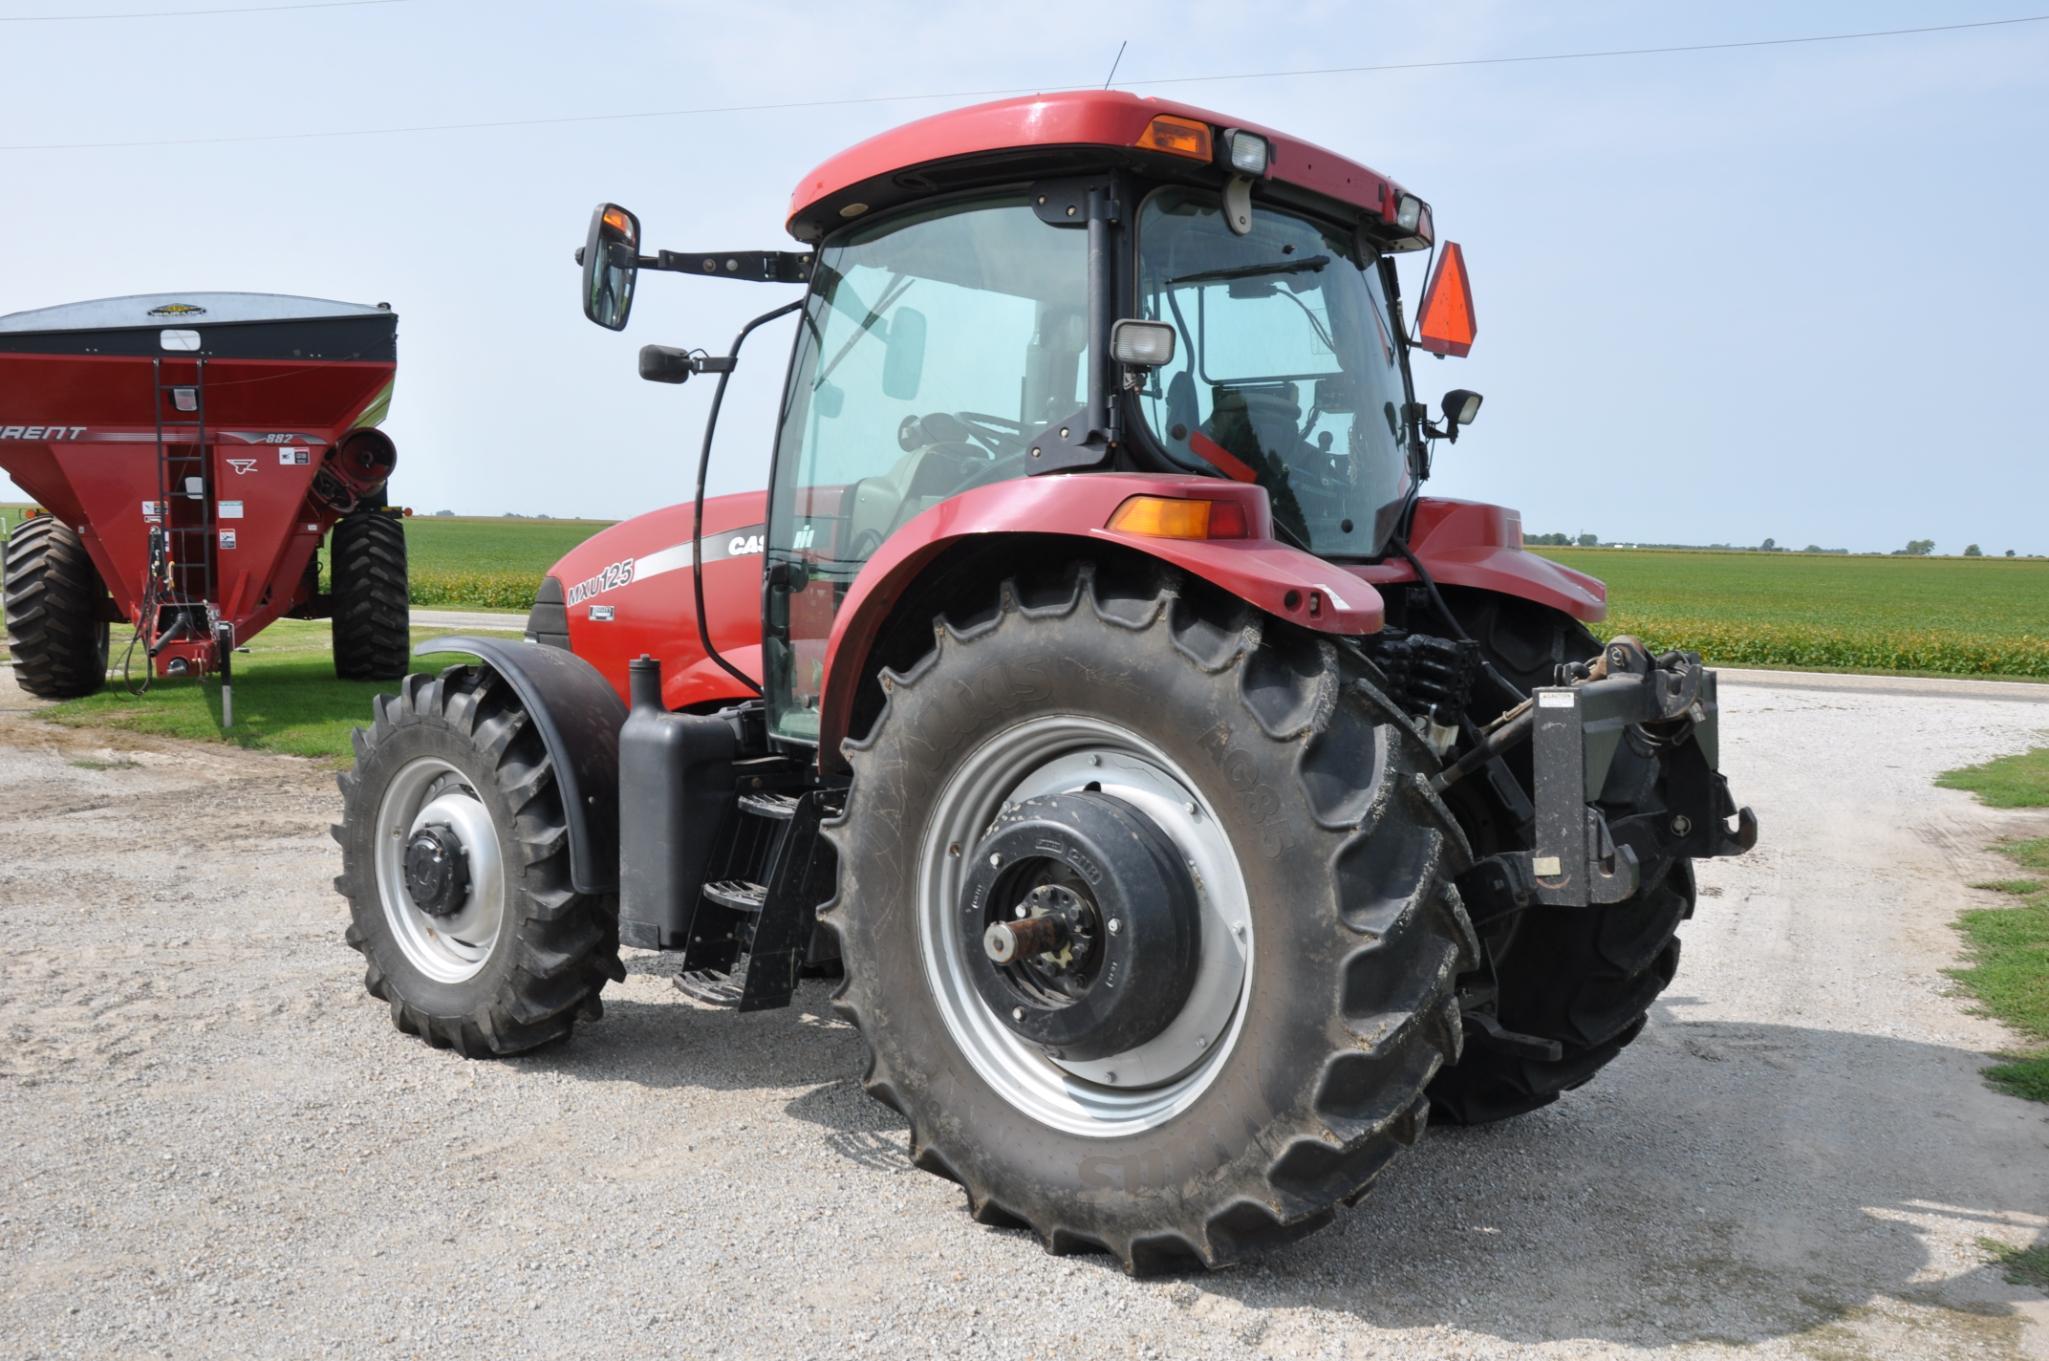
394,515,613,610
8,503,2046,680
1543,548,2049,678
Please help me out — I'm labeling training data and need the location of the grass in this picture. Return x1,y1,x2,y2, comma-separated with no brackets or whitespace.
1937,748,2049,808
1980,1237,2049,1291
1941,750,2049,1103
1544,548,2049,679
36,618,519,765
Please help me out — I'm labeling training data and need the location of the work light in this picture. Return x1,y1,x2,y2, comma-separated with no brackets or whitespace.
1222,129,1270,175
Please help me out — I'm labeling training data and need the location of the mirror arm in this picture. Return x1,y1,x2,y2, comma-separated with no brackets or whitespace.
643,249,814,284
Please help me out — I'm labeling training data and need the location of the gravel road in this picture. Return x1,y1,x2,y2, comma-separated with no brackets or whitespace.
3,673,2047,1360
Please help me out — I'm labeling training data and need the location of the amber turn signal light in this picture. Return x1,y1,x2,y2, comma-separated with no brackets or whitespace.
1135,115,1214,162
1107,495,1251,540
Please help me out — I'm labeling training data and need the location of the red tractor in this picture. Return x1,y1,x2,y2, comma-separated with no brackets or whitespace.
336,92,1755,1271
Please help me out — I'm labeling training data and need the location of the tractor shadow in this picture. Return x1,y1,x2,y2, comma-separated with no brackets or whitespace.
526,966,916,1173
532,978,2048,1350
1186,1000,2049,1350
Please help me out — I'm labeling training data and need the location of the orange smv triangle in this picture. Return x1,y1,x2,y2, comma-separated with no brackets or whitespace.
1417,242,1476,358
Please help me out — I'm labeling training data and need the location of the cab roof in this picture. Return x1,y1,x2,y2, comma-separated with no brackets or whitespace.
785,90,1427,247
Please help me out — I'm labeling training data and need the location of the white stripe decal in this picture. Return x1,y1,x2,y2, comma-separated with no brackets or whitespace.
632,541,696,582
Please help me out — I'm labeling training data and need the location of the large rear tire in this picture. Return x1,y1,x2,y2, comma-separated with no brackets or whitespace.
334,666,623,1056
331,507,409,681
2,515,110,699
1425,591,1698,1126
825,561,1476,1272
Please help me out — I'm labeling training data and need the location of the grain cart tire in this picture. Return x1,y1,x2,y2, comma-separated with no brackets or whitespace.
331,508,410,680
334,665,624,1056
824,560,1477,1272
1426,592,1698,1126
2,515,110,699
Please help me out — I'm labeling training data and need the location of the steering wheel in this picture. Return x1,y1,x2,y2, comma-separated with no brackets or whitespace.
952,410,1029,457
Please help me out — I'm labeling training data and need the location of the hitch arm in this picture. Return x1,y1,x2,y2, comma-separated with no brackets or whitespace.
1434,637,1758,910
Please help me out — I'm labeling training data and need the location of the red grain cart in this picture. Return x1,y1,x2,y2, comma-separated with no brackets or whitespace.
0,293,410,715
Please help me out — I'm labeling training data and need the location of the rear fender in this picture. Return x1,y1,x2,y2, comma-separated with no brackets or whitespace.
415,635,625,895
815,474,1384,769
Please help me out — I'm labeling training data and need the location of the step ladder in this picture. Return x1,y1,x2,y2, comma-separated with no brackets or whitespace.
149,356,217,643
673,789,833,1011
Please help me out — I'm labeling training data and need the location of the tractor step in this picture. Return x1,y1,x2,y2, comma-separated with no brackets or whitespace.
702,878,767,913
673,967,745,1008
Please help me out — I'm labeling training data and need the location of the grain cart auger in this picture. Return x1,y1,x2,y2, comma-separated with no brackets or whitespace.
0,294,409,720
334,93,1757,1271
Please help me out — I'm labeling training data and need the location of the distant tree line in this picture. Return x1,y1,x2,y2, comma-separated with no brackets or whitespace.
1531,532,2027,557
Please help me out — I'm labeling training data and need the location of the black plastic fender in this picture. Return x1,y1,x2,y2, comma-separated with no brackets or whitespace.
415,635,625,895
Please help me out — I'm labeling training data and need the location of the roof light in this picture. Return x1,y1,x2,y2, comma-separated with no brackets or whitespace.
1107,495,1251,540
1135,114,1213,162
1396,194,1425,232
1416,241,1477,358
1221,128,1270,175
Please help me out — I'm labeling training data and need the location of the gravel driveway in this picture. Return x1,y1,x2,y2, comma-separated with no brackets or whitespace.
3,673,2046,1360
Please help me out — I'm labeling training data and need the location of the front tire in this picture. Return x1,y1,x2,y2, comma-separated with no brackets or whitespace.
334,666,623,1056
825,561,1476,1271
2,515,110,699
1426,591,1698,1125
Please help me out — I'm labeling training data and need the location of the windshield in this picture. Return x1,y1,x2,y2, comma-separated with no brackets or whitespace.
1135,187,1411,557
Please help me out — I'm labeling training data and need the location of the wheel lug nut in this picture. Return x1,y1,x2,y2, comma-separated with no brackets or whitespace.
1106,918,1121,935
1012,1007,1025,1022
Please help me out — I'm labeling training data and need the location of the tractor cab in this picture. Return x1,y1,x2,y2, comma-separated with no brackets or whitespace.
574,91,1480,747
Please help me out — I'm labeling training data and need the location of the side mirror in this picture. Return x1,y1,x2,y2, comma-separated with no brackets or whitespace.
1111,318,1176,368
580,203,641,331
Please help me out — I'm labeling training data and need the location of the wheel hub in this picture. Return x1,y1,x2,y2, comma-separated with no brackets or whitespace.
403,823,470,917
959,792,1201,1062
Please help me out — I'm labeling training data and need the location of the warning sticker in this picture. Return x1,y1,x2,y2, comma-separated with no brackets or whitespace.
141,500,162,520
278,448,310,466
219,529,238,550
219,500,244,519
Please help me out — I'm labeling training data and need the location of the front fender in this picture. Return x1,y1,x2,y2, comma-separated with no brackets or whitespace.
416,635,625,895
1350,499,1607,622
815,474,1384,767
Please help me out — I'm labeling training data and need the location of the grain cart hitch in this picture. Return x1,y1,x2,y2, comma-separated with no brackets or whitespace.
1434,636,1757,917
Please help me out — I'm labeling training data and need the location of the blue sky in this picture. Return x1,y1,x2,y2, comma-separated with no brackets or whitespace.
3,1,2044,554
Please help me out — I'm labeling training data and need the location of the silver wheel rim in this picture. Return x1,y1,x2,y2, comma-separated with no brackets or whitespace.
916,715,1253,1138
373,755,506,984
